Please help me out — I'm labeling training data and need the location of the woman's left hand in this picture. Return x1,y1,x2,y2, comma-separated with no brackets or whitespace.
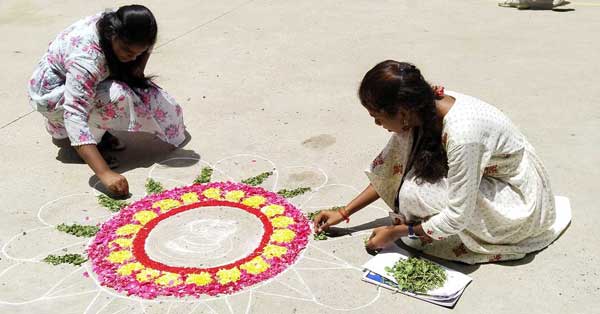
366,226,400,251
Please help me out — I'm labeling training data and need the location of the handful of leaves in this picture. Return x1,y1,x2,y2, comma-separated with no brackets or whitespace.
241,171,273,186
97,194,129,212
43,253,88,266
385,257,447,293
313,232,328,240
308,206,346,241
277,187,311,198
145,178,164,194
57,223,99,237
193,167,214,184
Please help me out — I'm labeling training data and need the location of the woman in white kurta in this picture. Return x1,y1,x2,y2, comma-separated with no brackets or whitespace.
28,5,185,196
313,60,570,264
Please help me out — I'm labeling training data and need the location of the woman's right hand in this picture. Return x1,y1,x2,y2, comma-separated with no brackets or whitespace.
313,210,345,233
99,171,129,196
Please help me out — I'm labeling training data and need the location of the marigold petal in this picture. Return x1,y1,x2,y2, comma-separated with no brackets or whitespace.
115,224,142,236
216,267,241,285
242,196,266,208
107,250,133,264
117,262,144,276
110,238,133,248
240,256,270,275
133,210,158,225
262,244,288,259
136,268,161,282
202,188,222,200
261,204,285,217
225,190,245,202
271,216,295,228
181,192,200,204
152,199,181,213
271,229,296,243
155,272,182,286
186,272,213,286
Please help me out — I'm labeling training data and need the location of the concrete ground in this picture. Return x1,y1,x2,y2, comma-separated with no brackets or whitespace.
1,0,599,313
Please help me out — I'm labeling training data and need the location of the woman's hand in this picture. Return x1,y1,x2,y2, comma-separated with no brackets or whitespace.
99,170,129,196
413,220,434,245
313,210,345,233
366,226,401,251
74,144,128,196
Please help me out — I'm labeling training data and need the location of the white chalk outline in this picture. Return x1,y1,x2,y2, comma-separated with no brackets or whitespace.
0,155,384,313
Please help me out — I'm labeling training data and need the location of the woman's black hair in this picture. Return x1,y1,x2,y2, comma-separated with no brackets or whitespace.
96,4,157,87
358,60,448,183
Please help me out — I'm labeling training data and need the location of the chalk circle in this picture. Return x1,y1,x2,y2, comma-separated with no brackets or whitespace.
144,206,264,268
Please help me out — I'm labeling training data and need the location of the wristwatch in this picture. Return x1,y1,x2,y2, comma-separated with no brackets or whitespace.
407,224,419,240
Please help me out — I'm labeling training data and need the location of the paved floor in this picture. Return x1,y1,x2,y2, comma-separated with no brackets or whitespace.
1,0,599,313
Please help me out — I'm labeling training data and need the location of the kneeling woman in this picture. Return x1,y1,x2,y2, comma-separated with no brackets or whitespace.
28,5,186,196
314,60,570,264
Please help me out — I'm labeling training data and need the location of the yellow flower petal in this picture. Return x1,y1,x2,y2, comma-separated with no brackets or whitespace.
270,216,295,228
181,192,200,204
133,210,158,225
261,204,285,217
117,262,144,276
262,244,288,259
110,238,133,248
242,196,267,208
203,188,222,200
270,229,296,243
155,272,183,286
136,268,161,282
115,224,142,236
186,272,213,286
106,250,133,264
216,267,241,285
225,190,245,202
240,256,270,275
152,199,181,213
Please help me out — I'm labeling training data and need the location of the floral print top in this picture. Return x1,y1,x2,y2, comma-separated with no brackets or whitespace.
28,12,110,145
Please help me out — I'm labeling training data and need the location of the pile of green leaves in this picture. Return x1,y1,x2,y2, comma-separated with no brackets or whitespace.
145,178,164,194
57,223,99,237
43,254,88,266
97,194,129,212
241,171,273,186
385,257,447,293
313,232,328,240
193,167,213,184
277,187,311,198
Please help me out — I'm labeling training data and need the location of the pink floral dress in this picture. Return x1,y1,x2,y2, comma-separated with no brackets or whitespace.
27,12,186,146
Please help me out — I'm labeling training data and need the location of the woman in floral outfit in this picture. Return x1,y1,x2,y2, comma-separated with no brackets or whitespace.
28,5,186,196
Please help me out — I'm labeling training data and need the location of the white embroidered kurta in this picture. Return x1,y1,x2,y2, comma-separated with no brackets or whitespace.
28,12,186,147
366,91,571,264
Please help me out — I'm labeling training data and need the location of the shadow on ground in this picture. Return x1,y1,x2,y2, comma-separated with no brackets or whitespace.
54,130,200,197
322,214,556,275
